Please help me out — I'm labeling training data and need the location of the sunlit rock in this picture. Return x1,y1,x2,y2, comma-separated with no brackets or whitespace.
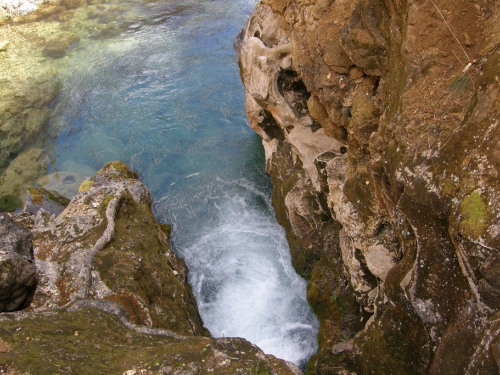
236,0,500,373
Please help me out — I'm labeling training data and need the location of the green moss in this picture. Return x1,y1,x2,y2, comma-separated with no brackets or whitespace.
46,190,70,207
99,161,138,180
440,178,458,198
78,179,93,192
0,306,289,374
159,223,172,240
94,189,203,336
27,187,70,207
27,187,45,204
477,51,500,88
459,191,491,239
353,307,431,375
102,195,112,207
343,171,376,225
0,194,22,212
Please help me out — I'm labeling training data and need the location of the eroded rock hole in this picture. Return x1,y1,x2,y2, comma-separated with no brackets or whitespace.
277,69,310,118
354,247,378,288
258,109,285,141
372,76,381,95
310,120,322,133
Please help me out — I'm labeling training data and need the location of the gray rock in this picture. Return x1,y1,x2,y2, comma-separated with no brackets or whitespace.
0,214,37,312
23,187,69,217
0,213,33,260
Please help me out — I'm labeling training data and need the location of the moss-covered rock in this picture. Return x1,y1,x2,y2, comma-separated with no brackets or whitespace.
458,191,492,240
30,161,204,336
0,303,301,374
23,187,69,216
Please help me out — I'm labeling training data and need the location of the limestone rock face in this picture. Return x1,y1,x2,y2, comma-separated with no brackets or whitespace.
237,0,500,373
0,214,37,312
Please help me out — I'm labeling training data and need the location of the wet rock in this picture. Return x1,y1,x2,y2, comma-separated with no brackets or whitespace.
36,170,86,199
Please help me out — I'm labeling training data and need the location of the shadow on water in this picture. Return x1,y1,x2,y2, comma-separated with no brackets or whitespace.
0,0,319,367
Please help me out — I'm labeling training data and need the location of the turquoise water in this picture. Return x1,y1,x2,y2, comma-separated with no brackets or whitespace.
45,0,318,367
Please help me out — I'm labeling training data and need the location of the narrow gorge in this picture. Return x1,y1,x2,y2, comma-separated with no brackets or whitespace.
1,0,500,374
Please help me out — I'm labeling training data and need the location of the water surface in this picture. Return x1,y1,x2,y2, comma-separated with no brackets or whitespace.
44,0,319,366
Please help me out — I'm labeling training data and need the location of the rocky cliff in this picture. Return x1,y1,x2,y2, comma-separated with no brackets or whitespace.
0,161,302,375
236,0,500,373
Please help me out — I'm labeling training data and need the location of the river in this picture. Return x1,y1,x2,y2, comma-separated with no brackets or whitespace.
26,0,319,367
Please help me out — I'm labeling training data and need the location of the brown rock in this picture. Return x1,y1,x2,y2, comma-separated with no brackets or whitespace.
348,66,364,80
236,0,498,373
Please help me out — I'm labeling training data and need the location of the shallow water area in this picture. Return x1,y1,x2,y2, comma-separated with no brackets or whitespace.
2,0,319,367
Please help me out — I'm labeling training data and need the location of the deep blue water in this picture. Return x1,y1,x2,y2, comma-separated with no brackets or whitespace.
45,0,319,366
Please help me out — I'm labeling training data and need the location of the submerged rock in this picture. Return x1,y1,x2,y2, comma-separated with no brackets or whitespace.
42,32,80,59
36,170,86,199
0,148,47,210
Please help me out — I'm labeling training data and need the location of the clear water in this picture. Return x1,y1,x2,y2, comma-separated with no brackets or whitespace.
44,0,319,367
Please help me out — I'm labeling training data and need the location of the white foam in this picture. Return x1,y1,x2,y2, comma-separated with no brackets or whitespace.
180,181,319,367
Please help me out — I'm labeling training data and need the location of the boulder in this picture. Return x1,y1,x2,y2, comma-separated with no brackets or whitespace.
0,214,37,312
